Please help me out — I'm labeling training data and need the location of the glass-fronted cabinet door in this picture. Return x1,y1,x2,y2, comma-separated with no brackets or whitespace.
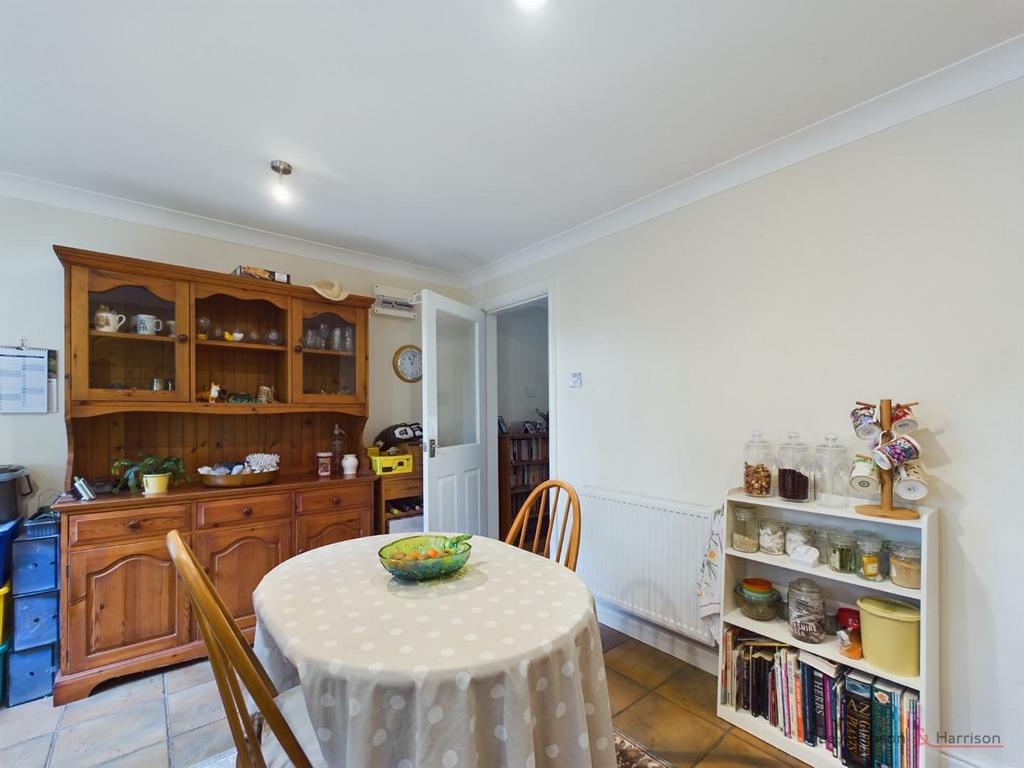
290,299,366,404
69,266,190,402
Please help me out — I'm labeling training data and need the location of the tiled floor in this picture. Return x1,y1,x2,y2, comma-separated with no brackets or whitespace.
0,626,807,767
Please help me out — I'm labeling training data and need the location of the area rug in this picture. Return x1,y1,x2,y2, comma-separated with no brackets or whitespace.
615,729,675,768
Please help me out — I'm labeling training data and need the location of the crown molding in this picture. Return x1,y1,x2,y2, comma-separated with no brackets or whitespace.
0,171,468,289
463,34,1024,288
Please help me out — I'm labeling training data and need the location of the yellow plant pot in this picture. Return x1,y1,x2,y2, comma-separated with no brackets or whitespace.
142,473,171,494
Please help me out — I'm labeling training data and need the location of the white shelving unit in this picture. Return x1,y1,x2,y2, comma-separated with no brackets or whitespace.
716,488,939,768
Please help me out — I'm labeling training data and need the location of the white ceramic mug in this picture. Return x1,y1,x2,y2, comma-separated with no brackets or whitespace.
135,314,163,335
850,405,882,441
849,457,881,493
890,403,919,434
94,310,126,333
894,460,928,501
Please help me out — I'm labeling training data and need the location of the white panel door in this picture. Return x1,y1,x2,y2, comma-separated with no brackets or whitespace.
421,290,488,535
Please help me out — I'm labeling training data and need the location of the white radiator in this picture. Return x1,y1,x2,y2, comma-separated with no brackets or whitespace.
576,487,716,645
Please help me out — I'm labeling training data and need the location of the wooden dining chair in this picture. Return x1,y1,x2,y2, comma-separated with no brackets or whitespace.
504,479,582,571
165,530,323,768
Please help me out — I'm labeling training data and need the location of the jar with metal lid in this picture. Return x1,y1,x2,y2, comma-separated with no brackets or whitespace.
828,529,857,573
758,518,786,555
785,523,814,556
787,578,825,643
732,507,759,553
743,432,773,497
856,532,885,581
777,432,814,502
815,433,849,507
889,542,922,589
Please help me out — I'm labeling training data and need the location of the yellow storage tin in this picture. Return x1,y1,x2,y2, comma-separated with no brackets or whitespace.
857,596,920,677
368,447,414,476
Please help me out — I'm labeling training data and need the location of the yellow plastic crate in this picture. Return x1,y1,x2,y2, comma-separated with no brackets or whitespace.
368,447,414,476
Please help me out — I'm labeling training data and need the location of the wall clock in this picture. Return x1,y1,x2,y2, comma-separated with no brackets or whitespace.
393,344,422,383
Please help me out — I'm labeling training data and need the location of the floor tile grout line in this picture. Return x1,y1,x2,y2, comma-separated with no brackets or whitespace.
164,672,174,768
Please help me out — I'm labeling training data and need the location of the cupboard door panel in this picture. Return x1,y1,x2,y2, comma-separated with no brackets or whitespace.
196,522,291,630
67,539,191,672
290,299,367,404
295,510,363,555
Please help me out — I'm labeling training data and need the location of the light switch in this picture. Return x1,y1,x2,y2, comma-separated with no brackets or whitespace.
568,372,582,389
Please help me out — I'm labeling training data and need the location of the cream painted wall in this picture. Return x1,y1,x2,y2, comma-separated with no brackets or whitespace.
473,79,1024,766
496,302,548,429
0,196,465,509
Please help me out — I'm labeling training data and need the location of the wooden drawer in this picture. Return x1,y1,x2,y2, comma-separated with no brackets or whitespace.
68,505,190,547
296,483,372,515
196,493,291,529
382,475,422,501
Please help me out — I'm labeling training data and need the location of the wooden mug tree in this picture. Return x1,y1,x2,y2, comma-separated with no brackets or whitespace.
855,398,920,521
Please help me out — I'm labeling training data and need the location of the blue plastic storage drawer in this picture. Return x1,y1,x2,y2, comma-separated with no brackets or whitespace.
11,535,59,595
0,519,17,585
7,642,57,705
12,589,59,651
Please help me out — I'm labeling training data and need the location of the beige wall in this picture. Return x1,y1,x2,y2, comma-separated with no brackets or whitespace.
496,303,548,429
0,196,464,509
473,79,1024,766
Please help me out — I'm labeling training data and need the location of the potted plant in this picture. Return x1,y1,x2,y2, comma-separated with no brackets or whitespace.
111,455,188,495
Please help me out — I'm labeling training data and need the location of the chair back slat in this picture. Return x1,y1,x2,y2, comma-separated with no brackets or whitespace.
166,530,314,768
504,480,582,571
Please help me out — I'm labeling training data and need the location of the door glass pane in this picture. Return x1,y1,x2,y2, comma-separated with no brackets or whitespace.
301,311,356,396
88,284,177,391
436,310,477,447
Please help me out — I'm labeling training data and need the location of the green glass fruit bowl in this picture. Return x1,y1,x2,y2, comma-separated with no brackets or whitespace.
378,534,473,581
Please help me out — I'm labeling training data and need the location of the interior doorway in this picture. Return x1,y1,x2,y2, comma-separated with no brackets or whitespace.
484,284,554,541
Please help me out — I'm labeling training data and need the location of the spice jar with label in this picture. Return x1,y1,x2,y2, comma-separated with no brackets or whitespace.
316,451,333,478
889,542,922,589
743,432,773,497
758,518,787,555
788,577,825,643
828,529,858,573
732,507,759,553
785,523,815,556
777,432,814,502
856,531,885,582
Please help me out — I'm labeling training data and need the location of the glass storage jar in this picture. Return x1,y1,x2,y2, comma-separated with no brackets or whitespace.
815,526,836,565
815,433,849,507
758,518,786,555
743,432,773,497
828,529,858,573
855,532,885,581
889,542,922,589
777,432,814,502
732,507,759,553
785,523,815,556
787,578,825,643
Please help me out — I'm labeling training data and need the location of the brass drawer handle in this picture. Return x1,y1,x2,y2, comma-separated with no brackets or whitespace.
127,520,140,530
242,506,254,517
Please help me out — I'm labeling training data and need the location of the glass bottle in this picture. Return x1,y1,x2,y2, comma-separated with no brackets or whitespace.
732,507,759,553
330,423,346,475
343,325,355,353
743,431,773,497
777,432,814,502
815,433,849,508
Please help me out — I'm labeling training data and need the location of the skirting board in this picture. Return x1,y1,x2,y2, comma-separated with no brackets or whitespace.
594,598,718,675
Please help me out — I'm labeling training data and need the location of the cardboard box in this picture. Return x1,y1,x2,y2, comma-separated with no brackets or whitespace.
232,265,291,284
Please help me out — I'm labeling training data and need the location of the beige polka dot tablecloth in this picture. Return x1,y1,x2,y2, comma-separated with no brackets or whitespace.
253,533,615,768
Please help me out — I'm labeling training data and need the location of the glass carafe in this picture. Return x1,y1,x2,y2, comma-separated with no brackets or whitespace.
743,431,773,497
815,433,849,508
777,432,814,502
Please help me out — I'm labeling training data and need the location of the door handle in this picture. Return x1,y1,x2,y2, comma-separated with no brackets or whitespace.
427,439,437,458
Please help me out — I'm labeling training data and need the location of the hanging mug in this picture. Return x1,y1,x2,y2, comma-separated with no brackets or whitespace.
890,403,919,434
894,460,928,501
849,457,881,493
850,405,882,441
135,314,163,335
94,309,126,333
872,434,921,470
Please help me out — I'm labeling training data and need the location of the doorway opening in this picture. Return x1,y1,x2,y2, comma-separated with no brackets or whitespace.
490,297,550,540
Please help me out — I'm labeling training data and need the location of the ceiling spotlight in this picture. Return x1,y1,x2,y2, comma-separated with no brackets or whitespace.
515,0,548,10
270,160,293,203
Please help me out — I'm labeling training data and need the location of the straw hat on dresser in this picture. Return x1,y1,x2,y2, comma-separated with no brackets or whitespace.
309,279,349,302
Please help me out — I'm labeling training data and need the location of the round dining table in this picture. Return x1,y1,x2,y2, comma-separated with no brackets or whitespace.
253,533,615,768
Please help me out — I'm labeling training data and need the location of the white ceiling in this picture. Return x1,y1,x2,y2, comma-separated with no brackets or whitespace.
2,1,1023,278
